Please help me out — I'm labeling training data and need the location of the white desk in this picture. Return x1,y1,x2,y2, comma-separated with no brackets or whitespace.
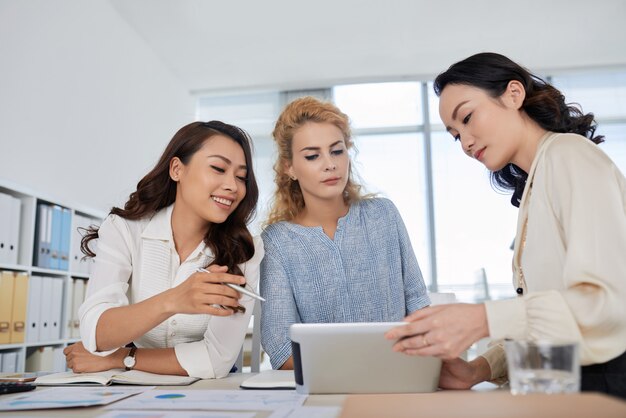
1,373,625,418
0,373,345,417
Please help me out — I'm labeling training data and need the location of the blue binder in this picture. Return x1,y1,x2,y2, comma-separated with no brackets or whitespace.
34,203,51,268
59,208,71,271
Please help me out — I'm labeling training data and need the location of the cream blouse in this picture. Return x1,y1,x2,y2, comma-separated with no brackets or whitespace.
78,204,264,379
482,132,626,379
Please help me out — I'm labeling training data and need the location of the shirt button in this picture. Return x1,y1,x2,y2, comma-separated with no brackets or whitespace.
171,332,176,337
171,320,177,326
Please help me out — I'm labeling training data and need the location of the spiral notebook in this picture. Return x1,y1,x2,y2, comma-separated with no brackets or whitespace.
240,370,296,390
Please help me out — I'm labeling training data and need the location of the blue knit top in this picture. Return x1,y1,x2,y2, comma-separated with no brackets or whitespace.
260,198,430,369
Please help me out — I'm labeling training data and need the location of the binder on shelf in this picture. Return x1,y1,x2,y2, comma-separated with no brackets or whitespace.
39,278,53,342
7,196,21,265
9,273,29,344
34,203,51,268
50,278,64,340
59,208,71,271
1,351,17,373
0,193,12,264
26,275,43,343
25,346,54,372
17,349,25,373
45,205,53,268
0,271,15,344
70,278,86,339
49,205,63,270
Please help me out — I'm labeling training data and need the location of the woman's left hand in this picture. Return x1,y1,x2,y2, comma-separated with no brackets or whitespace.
64,342,124,373
384,303,489,359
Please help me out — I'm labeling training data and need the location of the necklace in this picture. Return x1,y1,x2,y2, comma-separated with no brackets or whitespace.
514,180,533,296
512,131,554,296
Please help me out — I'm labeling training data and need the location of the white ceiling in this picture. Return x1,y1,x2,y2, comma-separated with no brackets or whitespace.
110,0,626,93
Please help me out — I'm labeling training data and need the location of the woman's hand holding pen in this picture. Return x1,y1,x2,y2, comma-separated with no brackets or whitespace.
384,303,489,359
165,264,245,317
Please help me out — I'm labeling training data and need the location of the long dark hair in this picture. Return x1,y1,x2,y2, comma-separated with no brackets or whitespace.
81,121,259,275
433,52,604,207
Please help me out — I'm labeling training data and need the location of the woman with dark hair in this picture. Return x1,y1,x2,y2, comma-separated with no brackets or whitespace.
386,53,626,398
63,121,264,378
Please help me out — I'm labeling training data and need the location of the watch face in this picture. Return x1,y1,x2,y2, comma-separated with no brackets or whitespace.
124,356,136,368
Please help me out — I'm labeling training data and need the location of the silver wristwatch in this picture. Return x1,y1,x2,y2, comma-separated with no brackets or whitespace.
123,347,137,371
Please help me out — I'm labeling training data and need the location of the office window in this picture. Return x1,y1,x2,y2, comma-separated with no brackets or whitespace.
427,81,443,126
334,82,422,129
552,71,626,121
352,132,431,283
196,92,281,138
553,71,626,175
430,131,518,301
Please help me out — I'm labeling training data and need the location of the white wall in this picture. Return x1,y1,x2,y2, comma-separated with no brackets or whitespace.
0,0,194,212
111,0,626,92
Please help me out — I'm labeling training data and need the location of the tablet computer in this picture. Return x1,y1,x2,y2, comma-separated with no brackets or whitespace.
290,322,442,394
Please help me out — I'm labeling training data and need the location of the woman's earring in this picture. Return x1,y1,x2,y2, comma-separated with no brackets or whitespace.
290,176,297,181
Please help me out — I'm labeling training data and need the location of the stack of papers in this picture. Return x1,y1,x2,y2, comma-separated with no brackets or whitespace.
0,386,148,411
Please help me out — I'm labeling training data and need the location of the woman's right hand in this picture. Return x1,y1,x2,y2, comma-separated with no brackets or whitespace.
165,264,246,316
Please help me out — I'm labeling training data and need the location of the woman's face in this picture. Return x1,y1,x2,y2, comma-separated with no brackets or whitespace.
287,122,350,204
172,134,247,225
438,83,525,171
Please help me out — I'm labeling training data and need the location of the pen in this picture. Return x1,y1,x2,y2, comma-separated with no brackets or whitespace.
196,268,265,302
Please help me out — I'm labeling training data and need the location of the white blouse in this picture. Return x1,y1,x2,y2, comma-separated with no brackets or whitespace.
78,204,264,379
483,132,626,379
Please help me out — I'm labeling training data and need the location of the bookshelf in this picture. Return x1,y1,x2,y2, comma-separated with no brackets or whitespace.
0,177,105,373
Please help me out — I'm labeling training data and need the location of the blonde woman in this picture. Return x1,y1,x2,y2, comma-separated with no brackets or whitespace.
260,97,430,370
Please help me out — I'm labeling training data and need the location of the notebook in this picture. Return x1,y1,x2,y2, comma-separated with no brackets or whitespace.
34,369,199,386
290,322,442,394
240,370,296,390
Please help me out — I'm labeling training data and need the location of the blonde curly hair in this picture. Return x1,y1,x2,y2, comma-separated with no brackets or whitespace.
266,96,366,225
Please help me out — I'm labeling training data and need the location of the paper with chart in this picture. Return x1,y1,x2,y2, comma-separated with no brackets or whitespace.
0,386,147,411
266,406,342,418
106,389,307,411
280,406,342,418
99,411,256,418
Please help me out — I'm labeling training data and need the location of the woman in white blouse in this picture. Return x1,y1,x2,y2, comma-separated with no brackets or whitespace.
63,121,264,379
386,53,626,398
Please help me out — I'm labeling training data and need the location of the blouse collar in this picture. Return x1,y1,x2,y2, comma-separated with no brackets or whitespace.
141,203,212,258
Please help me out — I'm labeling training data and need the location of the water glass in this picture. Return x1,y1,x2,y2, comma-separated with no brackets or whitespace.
504,340,580,395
